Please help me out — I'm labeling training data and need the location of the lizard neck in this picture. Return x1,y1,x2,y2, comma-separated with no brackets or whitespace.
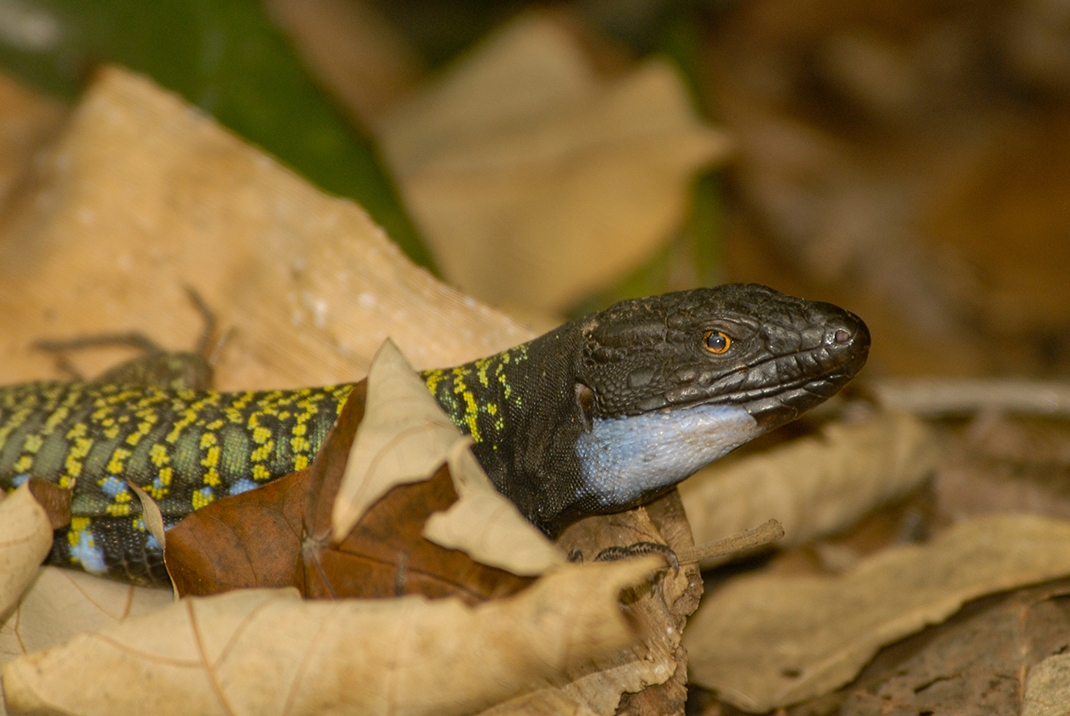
420,322,589,535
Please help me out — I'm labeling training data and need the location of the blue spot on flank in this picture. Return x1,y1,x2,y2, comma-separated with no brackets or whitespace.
228,478,257,496
10,474,29,487
70,530,107,574
197,487,214,501
100,476,128,498
146,533,161,551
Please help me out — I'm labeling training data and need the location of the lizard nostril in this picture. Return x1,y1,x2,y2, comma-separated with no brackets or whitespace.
834,329,851,344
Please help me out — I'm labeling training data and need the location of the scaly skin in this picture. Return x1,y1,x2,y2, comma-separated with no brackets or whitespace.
0,284,870,585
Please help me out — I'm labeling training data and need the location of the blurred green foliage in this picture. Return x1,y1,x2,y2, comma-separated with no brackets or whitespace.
0,0,435,270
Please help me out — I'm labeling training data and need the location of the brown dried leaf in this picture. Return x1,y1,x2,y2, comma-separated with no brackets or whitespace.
680,411,938,556
686,514,1070,712
377,15,730,312
24,479,71,530
164,468,309,595
0,66,533,391
168,368,541,603
2,560,659,716
0,484,55,619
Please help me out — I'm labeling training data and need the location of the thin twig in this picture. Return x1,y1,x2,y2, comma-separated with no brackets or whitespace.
873,378,1070,417
677,519,785,568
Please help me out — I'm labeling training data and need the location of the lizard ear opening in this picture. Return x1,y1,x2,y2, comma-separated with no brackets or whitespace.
575,382,595,432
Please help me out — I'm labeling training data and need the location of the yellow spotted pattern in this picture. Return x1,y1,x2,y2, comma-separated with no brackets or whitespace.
0,344,526,584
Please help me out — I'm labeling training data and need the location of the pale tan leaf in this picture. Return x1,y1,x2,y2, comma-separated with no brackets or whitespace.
2,559,659,716
124,481,166,551
0,567,171,662
423,439,565,576
685,514,1070,712
377,15,730,312
332,339,464,540
0,484,54,619
124,482,176,600
1024,652,1070,716
680,411,937,556
477,688,599,716
0,66,534,391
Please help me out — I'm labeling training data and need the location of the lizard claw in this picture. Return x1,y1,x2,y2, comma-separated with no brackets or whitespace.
583,541,681,573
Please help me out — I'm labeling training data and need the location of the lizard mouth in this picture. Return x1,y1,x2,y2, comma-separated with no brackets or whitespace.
733,315,870,430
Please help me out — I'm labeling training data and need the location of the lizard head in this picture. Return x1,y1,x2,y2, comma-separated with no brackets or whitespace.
574,283,869,428
563,284,869,515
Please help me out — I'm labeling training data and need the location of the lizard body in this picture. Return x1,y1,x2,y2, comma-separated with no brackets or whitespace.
0,284,869,585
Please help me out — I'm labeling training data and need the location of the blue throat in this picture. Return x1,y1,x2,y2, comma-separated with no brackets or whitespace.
574,403,760,508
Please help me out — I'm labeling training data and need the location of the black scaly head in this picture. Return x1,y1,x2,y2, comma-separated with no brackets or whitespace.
575,283,869,429
448,284,869,537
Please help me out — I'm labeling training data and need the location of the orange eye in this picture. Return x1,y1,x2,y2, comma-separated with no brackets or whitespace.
704,330,731,354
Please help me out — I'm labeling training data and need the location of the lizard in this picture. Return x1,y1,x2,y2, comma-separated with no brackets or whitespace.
0,283,869,586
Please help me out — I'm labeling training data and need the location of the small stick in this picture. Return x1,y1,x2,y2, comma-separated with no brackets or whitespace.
677,519,785,568
873,378,1070,418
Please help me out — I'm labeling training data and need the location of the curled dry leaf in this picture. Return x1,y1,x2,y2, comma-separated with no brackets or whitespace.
686,514,1070,712
680,411,937,556
125,481,167,551
377,15,730,312
331,339,466,541
0,484,57,619
2,559,659,716
546,492,703,716
423,440,565,576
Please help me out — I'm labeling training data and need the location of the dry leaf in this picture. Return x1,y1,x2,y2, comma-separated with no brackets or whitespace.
423,439,565,576
0,66,534,391
0,484,55,619
24,479,71,530
686,514,1070,712
3,559,659,716
377,15,730,312
550,494,703,716
477,688,598,716
167,380,535,603
1,567,171,662
834,579,1070,716
1025,652,1070,716
125,481,167,552
679,411,937,555
331,339,464,540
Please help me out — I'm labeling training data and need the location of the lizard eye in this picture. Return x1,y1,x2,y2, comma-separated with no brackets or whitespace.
704,330,731,354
